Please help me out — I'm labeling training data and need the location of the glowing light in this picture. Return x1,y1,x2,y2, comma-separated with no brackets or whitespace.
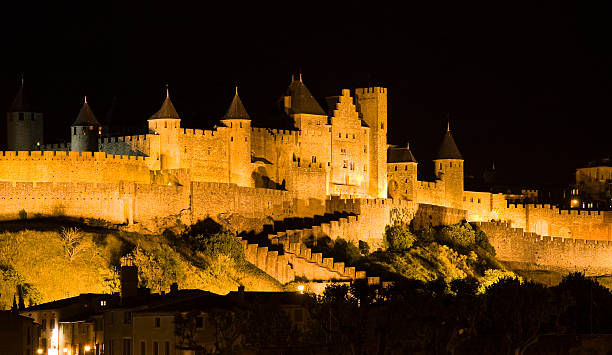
63,349,68,353
37,350,43,355
297,285,305,294
84,345,91,352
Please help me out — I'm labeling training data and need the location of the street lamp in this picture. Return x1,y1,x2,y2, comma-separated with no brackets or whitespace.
84,345,91,353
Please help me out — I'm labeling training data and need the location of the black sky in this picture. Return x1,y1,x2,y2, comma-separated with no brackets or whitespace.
1,1,610,187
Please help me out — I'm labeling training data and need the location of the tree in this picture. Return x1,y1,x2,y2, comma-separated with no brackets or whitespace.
481,279,569,355
358,240,370,256
59,227,87,262
383,224,416,251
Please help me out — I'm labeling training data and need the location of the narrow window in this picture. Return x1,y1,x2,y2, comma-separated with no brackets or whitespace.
155,317,161,328
338,133,341,138
312,156,316,163
240,122,242,128
164,122,167,128
439,163,442,169
164,342,170,355
450,162,453,167
153,342,159,355
343,160,347,168
394,166,397,171
123,339,132,355
140,341,145,355
230,136,233,142
380,123,384,129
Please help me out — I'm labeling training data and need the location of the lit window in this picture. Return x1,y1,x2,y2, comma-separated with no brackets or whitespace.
343,160,348,168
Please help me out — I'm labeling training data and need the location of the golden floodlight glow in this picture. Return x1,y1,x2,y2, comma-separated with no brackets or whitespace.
63,348,68,353
84,345,91,352
37,350,43,355
297,285,305,294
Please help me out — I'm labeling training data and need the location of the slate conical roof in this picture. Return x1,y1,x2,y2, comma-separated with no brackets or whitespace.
223,88,250,119
388,143,418,163
285,76,326,115
10,78,33,112
150,86,180,119
72,97,101,126
436,127,463,160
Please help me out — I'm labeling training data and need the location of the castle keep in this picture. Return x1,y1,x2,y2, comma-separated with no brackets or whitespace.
3,77,612,282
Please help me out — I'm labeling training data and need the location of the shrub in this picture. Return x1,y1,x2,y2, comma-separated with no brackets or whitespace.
331,239,362,264
437,221,476,249
358,240,370,256
474,228,496,256
192,231,244,260
415,224,436,243
478,268,521,294
18,209,27,220
383,224,416,251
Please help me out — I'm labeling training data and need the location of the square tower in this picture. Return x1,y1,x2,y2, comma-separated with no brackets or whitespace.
355,87,388,198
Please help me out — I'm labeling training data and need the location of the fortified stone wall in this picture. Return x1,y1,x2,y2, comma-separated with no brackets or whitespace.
0,181,129,222
0,151,153,184
325,197,419,248
179,128,230,184
477,221,612,275
416,180,445,207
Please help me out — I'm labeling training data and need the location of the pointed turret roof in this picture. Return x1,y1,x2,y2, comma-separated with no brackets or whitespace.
285,76,326,115
223,87,250,119
10,76,33,112
388,143,417,163
72,97,101,126
150,86,180,119
436,124,463,160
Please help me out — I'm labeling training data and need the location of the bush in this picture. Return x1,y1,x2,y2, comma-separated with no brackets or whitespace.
18,209,27,220
474,228,496,256
414,224,436,243
192,231,244,260
383,225,416,252
437,221,476,249
331,239,362,264
358,240,370,256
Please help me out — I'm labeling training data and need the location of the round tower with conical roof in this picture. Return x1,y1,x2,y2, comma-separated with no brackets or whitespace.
433,122,464,209
148,86,182,170
70,97,102,152
220,87,252,187
6,77,43,150
387,142,418,201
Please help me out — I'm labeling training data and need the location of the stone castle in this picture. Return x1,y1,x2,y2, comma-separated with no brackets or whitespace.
3,77,612,283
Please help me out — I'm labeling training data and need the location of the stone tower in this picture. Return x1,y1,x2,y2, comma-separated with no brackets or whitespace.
433,122,464,209
220,88,252,187
148,86,181,170
70,97,102,152
355,87,388,198
7,77,43,150
387,143,418,201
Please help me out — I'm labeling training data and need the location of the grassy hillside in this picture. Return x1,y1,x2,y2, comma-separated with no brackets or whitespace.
0,218,282,309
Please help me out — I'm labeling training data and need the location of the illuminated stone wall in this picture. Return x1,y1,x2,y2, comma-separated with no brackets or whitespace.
0,151,153,184
478,221,612,275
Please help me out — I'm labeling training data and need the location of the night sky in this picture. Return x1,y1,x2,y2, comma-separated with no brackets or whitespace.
1,2,610,188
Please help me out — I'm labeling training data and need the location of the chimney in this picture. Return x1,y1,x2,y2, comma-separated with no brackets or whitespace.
120,266,139,300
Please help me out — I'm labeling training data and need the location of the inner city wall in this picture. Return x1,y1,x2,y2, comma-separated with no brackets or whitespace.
477,221,612,275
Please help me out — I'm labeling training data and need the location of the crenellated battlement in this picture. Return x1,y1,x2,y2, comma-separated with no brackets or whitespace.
0,150,150,163
355,87,386,94
476,221,612,274
181,128,219,137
